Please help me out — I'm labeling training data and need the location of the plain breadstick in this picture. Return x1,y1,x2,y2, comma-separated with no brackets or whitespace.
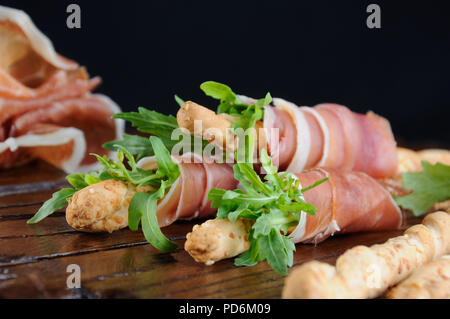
177,101,266,152
387,255,450,299
282,211,450,299
177,101,238,151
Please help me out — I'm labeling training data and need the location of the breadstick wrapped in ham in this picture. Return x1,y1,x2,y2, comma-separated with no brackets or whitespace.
177,82,398,178
387,255,450,299
29,137,238,251
0,5,123,172
185,166,403,268
64,153,238,232
282,211,450,299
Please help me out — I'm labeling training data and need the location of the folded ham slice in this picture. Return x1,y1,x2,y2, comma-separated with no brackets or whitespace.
290,167,403,244
262,98,398,179
137,153,239,227
0,5,123,172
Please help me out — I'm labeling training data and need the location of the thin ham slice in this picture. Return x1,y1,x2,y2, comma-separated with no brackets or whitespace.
290,168,403,244
267,99,398,178
137,154,238,227
0,5,123,172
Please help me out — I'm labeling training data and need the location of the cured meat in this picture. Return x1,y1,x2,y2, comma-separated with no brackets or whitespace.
263,98,398,178
0,5,123,172
137,153,239,227
290,167,403,244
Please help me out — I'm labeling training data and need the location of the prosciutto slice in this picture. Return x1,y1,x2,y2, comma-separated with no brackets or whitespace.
0,5,123,172
290,168,403,244
261,98,398,178
137,153,239,227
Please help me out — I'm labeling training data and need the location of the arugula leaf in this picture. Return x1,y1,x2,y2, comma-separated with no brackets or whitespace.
199,81,271,127
232,93,271,131
108,106,213,159
66,173,90,189
103,134,155,161
27,188,77,224
209,149,327,275
129,183,178,252
395,161,450,216
200,81,244,114
113,107,178,139
259,229,295,274
150,136,180,183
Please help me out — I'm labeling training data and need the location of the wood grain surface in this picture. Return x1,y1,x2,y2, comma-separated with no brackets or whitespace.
0,160,422,299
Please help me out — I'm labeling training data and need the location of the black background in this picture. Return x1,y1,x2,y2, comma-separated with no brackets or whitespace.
4,0,450,147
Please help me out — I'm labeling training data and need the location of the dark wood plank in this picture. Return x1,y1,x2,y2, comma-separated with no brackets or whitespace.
0,191,59,208
0,158,428,299
0,222,419,299
0,219,191,267
0,216,74,239
0,160,66,187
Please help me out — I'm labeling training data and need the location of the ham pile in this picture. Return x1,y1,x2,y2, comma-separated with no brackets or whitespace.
0,5,123,173
137,153,239,227
259,98,398,179
290,167,403,244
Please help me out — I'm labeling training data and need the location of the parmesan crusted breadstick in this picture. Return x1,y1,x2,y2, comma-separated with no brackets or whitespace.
387,255,450,299
65,180,149,233
282,211,450,299
418,149,450,166
185,218,251,265
396,147,450,175
396,147,422,174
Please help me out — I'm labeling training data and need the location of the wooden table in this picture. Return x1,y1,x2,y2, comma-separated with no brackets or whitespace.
0,160,421,299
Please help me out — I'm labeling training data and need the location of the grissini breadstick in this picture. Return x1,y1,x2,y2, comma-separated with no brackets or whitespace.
185,218,246,264
397,147,450,175
66,179,146,233
177,101,238,152
185,218,251,265
281,211,450,299
386,255,450,299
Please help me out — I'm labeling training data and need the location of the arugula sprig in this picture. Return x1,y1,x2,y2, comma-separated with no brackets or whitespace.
104,108,180,160
28,137,180,253
93,137,179,190
199,81,271,131
104,107,211,159
395,161,450,216
112,107,178,139
208,149,327,275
